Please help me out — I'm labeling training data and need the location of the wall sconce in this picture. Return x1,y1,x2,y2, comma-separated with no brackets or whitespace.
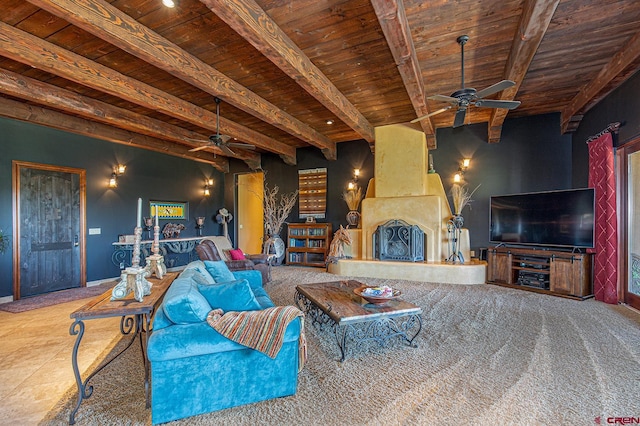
453,158,471,183
347,168,360,190
108,163,126,188
108,172,118,188
203,178,213,196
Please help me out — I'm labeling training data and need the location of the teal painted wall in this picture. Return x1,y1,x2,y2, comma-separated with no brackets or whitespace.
0,117,225,298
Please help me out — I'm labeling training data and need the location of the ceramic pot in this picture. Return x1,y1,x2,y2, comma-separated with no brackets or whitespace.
346,210,361,228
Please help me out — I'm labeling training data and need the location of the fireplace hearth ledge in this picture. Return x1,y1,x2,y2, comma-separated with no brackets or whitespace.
328,259,486,285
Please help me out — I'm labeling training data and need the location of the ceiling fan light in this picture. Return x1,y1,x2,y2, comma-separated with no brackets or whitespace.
162,0,175,8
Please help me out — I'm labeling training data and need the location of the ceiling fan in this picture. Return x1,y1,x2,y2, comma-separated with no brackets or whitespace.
411,35,521,128
189,97,255,155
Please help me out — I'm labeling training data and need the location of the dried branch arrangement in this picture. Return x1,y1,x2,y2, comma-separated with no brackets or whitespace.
450,183,480,215
342,186,363,211
263,182,299,235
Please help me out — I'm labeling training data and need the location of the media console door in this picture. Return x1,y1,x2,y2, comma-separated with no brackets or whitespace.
487,249,512,284
549,254,592,297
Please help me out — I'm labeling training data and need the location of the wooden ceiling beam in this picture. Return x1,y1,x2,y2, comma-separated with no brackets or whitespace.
371,0,437,149
201,0,374,145
488,0,559,143
0,68,262,170
0,96,230,172
0,21,297,165
26,0,335,160
561,31,640,134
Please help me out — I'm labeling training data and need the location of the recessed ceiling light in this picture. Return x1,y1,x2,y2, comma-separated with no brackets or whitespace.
162,0,175,8
326,120,334,125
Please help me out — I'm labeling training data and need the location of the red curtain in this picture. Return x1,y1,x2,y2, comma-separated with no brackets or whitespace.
588,132,618,304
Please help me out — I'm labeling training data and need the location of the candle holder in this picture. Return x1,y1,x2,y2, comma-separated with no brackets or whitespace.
111,266,152,302
144,253,166,279
131,226,143,268
144,217,153,240
112,225,152,301
195,217,205,237
446,214,465,264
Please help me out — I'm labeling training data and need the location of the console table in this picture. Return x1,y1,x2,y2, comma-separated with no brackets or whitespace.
68,272,177,424
112,236,210,269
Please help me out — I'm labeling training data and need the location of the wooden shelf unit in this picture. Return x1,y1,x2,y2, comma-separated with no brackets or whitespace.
487,246,593,300
286,223,332,267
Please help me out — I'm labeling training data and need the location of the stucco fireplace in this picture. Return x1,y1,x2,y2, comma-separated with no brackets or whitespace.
328,123,486,285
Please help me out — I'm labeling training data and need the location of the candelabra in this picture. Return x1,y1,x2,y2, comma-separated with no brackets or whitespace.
446,215,465,264
195,217,205,237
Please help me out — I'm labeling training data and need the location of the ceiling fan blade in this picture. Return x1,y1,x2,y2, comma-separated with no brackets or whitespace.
428,94,460,104
475,99,521,110
475,80,516,99
217,134,232,143
188,144,212,152
410,106,453,123
227,142,256,150
453,109,467,128
220,144,236,156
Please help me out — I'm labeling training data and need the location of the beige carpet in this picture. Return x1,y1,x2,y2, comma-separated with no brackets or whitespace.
42,266,640,425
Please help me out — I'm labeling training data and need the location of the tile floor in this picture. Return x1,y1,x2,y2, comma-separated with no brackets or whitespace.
0,298,121,424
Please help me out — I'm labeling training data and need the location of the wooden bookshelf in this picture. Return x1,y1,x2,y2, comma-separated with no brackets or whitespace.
286,223,332,267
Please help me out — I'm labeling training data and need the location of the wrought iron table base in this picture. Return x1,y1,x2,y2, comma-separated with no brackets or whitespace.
68,313,152,424
295,291,422,361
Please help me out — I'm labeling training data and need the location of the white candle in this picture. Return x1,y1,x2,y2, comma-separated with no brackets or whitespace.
137,198,142,228
155,214,158,227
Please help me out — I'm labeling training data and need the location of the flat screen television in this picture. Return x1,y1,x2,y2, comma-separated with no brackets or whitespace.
489,188,595,249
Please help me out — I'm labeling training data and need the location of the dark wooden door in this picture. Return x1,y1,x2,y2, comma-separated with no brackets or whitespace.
13,161,86,299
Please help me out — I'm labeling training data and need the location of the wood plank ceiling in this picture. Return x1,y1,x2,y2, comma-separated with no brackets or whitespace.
1,0,639,171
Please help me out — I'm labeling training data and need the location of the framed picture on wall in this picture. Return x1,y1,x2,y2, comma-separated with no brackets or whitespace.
298,168,327,219
150,201,188,220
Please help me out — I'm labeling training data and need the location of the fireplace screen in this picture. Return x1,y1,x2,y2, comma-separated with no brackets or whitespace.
373,219,424,262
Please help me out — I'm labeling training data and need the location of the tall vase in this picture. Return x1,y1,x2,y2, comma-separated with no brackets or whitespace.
346,210,361,228
263,234,286,265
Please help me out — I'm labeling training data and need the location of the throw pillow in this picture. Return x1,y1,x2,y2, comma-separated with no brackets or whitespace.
197,279,262,312
229,248,245,260
204,260,236,283
183,260,215,284
179,269,210,286
162,278,212,324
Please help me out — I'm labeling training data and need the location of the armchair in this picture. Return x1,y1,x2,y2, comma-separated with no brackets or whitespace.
196,237,272,284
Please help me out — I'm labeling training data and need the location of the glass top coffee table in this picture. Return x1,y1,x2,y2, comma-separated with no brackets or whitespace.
295,280,422,361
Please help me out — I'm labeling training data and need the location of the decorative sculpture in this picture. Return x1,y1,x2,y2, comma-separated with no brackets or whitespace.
327,225,352,264
162,223,185,239
215,208,233,240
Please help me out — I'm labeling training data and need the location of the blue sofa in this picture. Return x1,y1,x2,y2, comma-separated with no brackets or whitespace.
147,260,302,424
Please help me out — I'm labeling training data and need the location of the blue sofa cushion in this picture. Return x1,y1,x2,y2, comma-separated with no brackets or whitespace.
183,260,215,284
148,320,301,362
197,279,261,312
162,277,211,324
204,260,236,283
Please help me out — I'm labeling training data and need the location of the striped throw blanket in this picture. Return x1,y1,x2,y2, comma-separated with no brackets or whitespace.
206,306,307,372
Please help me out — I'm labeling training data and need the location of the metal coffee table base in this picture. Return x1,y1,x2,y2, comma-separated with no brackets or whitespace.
296,291,422,361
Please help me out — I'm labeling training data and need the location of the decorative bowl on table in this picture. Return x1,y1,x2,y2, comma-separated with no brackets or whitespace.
354,286,402,305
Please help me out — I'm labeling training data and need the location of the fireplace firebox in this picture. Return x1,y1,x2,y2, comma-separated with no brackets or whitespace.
373,219,424,262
